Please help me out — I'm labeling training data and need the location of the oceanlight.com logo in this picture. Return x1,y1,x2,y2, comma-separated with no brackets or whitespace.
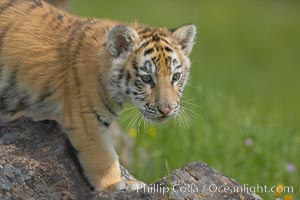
136,183,295,197
208,183,294,194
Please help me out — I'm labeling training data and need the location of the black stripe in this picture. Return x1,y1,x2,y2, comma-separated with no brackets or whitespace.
138,28,151,35
165,46,173,53
125,71,131,86
144,48,154,56
118,68,124,80
104,100,117,116
148,107,157,112
132,60,139,72
147,110,156,114
175,65,182,70
87,108,110,127
136,97,145,101
151,57,160,67
139,91,147,95
172,58,178,66
160,37,172,46
71,32,86,65
137,39,151,51
165,56,172,67
96,115,110,127
70,19,96,66
65,20,84,54
0,0,18,14
152,35,160,42
38,86,56,103
134,80,143,89
98,77,118,117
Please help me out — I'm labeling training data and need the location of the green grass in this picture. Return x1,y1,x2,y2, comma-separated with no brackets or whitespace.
71,1,300,199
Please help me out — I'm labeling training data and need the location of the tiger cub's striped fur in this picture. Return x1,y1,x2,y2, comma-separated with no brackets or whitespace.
0,0,196,190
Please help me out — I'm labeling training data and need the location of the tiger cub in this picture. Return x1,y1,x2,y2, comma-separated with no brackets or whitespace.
0,0,196,190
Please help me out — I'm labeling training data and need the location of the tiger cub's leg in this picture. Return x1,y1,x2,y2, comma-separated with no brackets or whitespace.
62,110,120,189
62,109,145,190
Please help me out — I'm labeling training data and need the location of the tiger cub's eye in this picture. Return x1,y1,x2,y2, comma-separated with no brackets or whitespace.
141,75,152,84
172,73,181,82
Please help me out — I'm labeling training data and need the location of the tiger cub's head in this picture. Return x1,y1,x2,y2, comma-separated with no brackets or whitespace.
108,24,196,123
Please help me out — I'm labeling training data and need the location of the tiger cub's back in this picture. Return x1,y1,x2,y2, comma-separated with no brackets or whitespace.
0,0,76,121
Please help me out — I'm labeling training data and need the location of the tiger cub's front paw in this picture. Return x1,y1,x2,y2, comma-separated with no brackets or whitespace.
108,180,146,191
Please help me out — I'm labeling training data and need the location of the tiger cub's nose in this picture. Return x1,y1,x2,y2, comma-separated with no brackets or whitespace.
157,105,173,116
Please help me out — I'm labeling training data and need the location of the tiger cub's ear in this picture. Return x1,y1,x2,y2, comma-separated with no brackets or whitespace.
108,25,138,58
172,24,196,56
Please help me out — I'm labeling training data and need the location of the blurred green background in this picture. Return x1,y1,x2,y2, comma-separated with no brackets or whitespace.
71,1,300,199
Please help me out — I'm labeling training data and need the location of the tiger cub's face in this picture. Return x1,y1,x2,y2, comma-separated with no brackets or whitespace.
108,24,196,123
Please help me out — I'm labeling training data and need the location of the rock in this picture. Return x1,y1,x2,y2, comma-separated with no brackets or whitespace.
0,132,17,145
0,118,261,200
95,162,262,200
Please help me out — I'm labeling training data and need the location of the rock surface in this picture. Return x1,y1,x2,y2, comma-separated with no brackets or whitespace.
0,118,261,200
